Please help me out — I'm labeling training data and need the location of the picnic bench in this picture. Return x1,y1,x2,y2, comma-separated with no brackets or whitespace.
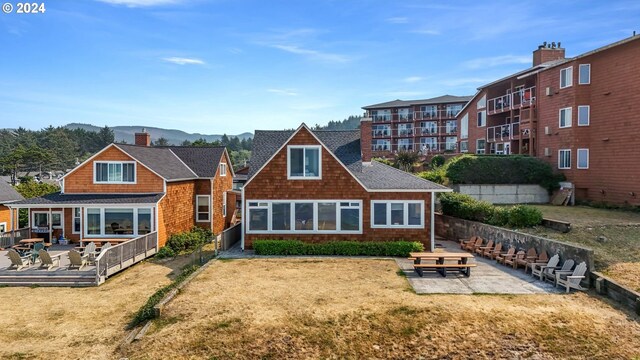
409,252,477,277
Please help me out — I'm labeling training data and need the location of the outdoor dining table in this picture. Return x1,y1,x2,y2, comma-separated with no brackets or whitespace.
79,238,131,248
409,252,476,277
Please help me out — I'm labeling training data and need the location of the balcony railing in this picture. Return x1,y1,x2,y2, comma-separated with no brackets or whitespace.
414,109,461,120
486,122,520,142
369,126,459,138
487,86,536,115
365,108,463,122
372,130,391,138
372,142,459,153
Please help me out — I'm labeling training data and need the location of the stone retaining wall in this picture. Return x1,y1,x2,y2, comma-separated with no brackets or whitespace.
591,271,640,314
453,184,549,204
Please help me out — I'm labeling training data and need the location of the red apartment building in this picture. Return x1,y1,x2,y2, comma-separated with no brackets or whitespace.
458,35,640,204
361,95,473,157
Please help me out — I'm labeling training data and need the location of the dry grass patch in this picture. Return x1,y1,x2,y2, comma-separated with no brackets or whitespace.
123,259,640,359
0,255,198,360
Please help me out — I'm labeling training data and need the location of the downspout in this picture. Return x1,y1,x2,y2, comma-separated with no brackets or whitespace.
241,185,245,251
430,193,435,252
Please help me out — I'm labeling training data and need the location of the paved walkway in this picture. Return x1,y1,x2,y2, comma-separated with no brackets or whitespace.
397,241,560,294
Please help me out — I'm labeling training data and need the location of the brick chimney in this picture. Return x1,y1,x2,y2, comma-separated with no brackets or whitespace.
360,118,372,162
135,128,151,147
533,41,566,66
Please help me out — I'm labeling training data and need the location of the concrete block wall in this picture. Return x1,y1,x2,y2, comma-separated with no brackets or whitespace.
453,184,549,204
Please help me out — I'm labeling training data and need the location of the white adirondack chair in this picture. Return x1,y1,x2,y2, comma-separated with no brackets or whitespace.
82,242,98,263
531,254,559,280
6,249,32,271
38,250,61,271
544,259,574,284
555,261,588,293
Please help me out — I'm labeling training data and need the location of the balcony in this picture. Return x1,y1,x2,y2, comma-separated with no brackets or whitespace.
487,86,536,115
394,113,414,122
372,130,391,138
372,114,392,123
486,122,520,143
413,109,461,121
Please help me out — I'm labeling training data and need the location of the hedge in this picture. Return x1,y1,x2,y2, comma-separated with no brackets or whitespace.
440,192,542,228
157,227,213,258
445,155,565,191
253,240,424,257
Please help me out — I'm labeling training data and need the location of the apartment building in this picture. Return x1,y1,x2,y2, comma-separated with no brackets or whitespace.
458,35,640,204
362,95,473,156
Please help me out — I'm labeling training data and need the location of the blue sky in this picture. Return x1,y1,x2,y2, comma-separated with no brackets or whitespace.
1,0,638,135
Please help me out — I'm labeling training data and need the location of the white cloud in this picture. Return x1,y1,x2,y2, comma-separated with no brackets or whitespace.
384,91,428,98
386,17,408,24
267,88,298,96
403,76,424,83
411,29,441,35
270,44,351,63
97,0,181,7
462,55,531,69
162,57,205,65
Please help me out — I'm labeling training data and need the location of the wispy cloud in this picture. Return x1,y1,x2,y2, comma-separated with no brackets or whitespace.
384,91,428,98
162,57,205,65
410,29,440,36
462,55,530,69
270,44,351,63
97,0,182,7
386,17,408,24
403,76,424,83
267,88,298,96
439,77,493,87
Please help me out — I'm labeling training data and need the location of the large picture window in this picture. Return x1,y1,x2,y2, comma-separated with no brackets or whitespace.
246,200,362,234
94,162,136,184
288,146,321,179
84,207,153,237
371,201,424,228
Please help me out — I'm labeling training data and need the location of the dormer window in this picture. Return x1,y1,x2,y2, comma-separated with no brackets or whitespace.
288,145,321,179
94,161,136,184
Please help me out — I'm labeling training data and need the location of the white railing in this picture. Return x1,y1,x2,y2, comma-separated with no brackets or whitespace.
370,126,459,138
487,86,536,114
94,231,158,285
365,108,464,122
372,142,458,153
487,122,520,142
414,109,461,120
0,228,30,249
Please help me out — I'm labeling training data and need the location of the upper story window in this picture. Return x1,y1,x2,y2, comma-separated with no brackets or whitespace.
94,162,135,184
477,110,486,127
577,105,590,126
446,104,463,117
559,107,572,128
560,66,573,89
578,64,591,85
476,95,486,109
220,163,227,177
288,145,321,179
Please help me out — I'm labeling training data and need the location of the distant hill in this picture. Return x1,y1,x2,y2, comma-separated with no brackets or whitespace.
314,115,362,131
64,123,253,145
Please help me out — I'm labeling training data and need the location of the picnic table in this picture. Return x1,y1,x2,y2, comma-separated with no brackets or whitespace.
409,252,477,277
78,238,130,248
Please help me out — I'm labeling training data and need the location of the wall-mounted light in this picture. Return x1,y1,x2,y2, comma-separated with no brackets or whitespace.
630,192,636,197
600,189,606,194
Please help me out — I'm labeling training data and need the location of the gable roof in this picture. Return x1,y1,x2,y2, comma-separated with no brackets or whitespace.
115,144,196,180
362,95,474,110
9,192,163,207
0,181,24,203
248,125,450,192
163,146,227,178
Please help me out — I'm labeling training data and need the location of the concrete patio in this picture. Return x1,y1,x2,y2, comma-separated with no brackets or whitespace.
397,240,561,294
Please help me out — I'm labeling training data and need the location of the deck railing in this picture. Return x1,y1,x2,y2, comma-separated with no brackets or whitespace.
487,122,520,142
94,231,158,285
0,228,30,249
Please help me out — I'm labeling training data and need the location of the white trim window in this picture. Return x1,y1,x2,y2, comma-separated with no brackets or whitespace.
196,195,211,222
72,207,81,234
94,161,136,184
476,95,486,109
288,146,321,179
577,148,589,169
558,149,571,169
477,110,486,127
222,192,227,217
371,200,424,228
560,66,573,89
246,200,362,234
577,105,590,126
476,139,486,154
460,113,469,139
0,222,6,233
84,207,154,237
220,163,227,177
559,107,572,128
460,141,469,153
578,64,591,85
32,211,63,229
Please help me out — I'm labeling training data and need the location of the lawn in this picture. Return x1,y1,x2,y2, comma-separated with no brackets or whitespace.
122,259,640,359
523,205,640,291
0,254,200,360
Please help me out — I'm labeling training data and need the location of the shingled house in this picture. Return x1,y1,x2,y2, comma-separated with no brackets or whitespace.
242,122,451,250
0,181,24,233
8,131,234,247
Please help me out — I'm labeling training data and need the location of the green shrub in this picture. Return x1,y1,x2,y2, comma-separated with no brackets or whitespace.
253,240,423,257
430,155,445,168
165,227,213,255
373,157,397,168
487,206,509,226
417,167,447,185
445,154,565,192
507,205,543,228
155,246,176,259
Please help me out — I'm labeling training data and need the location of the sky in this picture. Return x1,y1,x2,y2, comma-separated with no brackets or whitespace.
1,0,639,135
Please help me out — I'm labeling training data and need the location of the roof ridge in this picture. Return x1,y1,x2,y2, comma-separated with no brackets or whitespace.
371,160,449,189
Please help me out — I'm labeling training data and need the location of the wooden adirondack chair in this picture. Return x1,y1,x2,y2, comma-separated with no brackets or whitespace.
485,242,502,259
475,240,494,256
496,248,515,265
68,250,87,271
464,237,483,252
544,259,574,284
515,248,538,270
524,250,548,274
459,236,479,250
531,254,559,280
555,261,588,292
506,250,525,268
38,250,62,271
7,249,32,271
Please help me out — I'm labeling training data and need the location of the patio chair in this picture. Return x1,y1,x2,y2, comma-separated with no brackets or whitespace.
98,242,112,254
531,254,559,280
30,242,45,264
496,248,515,265
38,250,61,271
555,261,588,293
82,242,98,263
7,249,32,271
514,248,538,270
484,242,502,259
505,250,525,269
464,237,483,252
68,250,87,271
543,259,574,284
475,240,494,256
523,250,548,273
459,236,479,249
